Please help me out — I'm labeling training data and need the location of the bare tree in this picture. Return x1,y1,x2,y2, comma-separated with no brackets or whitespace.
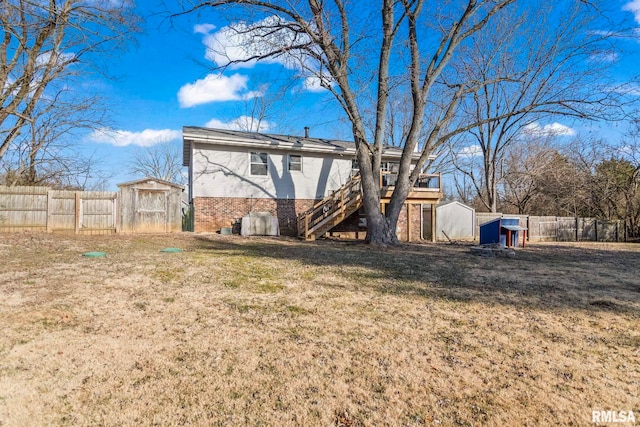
129,143,184,184
1,140,114,190
501,136,558,214
0,0,139,168
447,1,635,212
1,82,109,186
175,0,632,244
527,150,589,216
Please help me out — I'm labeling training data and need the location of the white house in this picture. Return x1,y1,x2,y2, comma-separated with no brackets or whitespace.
182,126,443,239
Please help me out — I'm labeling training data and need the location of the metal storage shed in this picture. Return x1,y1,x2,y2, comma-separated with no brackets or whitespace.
118,177,183,233
433,201,475,241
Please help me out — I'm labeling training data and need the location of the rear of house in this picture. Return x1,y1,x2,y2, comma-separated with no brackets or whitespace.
183,126,443,240
183,127,356,235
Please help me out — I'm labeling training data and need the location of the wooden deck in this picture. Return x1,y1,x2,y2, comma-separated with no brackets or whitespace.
381,172,443,203
298,172,443,240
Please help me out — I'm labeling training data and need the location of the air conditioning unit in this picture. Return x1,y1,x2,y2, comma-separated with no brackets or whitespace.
241,212,280,236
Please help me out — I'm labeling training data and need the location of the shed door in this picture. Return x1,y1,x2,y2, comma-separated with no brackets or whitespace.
135,190,167,233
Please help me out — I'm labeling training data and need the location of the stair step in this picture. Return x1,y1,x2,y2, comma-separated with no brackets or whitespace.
305,200,362,240
298,175,363,240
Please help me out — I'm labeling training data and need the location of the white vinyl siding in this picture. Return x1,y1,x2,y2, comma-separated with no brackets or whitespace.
192,144,353,199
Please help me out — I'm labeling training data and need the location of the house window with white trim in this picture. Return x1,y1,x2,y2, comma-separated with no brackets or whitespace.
288,154,302,172
250,152,268,176
381,162,399,173
351,159,359,176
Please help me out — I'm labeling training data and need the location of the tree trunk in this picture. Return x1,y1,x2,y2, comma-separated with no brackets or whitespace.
361,161,413,245
365,210,399,246
358,148,400,246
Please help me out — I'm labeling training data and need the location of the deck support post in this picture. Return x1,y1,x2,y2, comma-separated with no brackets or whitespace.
407,203,412,242
431,203,436,243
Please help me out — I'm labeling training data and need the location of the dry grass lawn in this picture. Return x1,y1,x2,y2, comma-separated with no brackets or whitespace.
0,232,639,426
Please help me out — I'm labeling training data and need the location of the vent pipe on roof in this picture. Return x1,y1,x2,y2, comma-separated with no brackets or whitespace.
304,126,310,138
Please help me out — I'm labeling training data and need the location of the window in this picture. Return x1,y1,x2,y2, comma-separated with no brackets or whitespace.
351,159,359,175
381,162,399,172
288,154,302,172
250,152,268,176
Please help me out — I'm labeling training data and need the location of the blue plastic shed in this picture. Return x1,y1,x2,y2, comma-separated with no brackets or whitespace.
479,217,527,247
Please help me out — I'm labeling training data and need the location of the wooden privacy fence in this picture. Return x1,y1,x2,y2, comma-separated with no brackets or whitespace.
477,212,623,243
0,186,118,234
528,216,622,242
0,179,183,234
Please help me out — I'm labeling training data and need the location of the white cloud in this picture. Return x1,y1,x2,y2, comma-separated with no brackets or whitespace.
201,16,307,70
194,23,216,35
522,122,577,137
36,51,76,67
615,144,636,157
177,73,261,108
196,16,331,94
204,115,274,132
590,51,619,63
612,82,640,96
457,145,483,157
3,75,15,90
200,16,301,69
623,0,640,25
88,128,181,147
301,75,334,93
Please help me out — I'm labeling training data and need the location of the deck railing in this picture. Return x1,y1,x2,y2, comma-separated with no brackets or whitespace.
297,170,442,240
380,172,442,191
297,174,362,239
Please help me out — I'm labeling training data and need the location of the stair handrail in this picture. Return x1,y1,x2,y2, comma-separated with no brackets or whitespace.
298,174,362,238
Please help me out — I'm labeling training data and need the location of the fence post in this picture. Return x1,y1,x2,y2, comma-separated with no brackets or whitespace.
75,192,80,234
625,220,628,242
575,217,579,242
46,190,52,233
594,219,598,242
114,193,120,234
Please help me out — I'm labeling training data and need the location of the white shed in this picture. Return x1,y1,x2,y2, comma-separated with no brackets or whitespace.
435,201,475,241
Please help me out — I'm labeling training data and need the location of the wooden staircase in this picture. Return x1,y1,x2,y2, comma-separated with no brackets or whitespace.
297,175,363,240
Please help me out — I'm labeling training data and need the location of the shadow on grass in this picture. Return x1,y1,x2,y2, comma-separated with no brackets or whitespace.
191,235,640,315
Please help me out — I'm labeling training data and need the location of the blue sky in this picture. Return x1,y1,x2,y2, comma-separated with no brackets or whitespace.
80,0,640,190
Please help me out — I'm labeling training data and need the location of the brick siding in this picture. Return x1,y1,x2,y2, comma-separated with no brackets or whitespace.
396,204,424,242
195,197,427,241
193,197,315,236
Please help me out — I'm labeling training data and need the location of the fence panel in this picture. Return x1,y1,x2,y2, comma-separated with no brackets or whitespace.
0,186,117,234
79,192,118,234
48,191,77,232
556,217,577,241
597,220,620,242
528,216,557,241
578,217,596,241
483,214,623,243
0,186,48,231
